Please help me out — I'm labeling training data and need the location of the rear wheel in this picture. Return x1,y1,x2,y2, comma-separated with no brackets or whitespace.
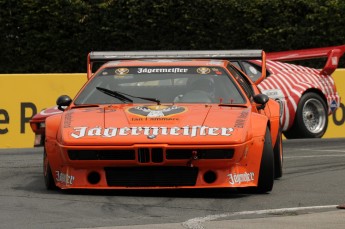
256,127,275,193
43,148,57,190
284,92,328,139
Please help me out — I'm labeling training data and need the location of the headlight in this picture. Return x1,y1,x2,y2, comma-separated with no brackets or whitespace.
39,122,46,128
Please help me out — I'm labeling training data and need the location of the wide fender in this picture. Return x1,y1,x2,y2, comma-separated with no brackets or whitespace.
233,114,268,187
45,114,63,141
293,81,327,100
265,99,281,146
45,114,66,181
250,113,269,138
45,114,63,160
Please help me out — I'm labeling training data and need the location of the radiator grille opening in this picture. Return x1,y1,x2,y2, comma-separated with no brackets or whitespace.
138,148,150,163
151,148,164,163
105,166,198,187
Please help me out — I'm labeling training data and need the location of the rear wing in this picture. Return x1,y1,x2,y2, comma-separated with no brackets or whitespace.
266,45,345,75
87,50,267,82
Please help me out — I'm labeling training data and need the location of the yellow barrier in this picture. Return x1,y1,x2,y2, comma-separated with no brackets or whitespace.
0,74,86,148
323,69,345,138
0,71,344,148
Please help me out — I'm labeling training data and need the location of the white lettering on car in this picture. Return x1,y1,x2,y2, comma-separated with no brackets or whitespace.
71,127,87,139
70,126,234,139
137,68,188,74
55,171,75,185
228,172,255,185
103,127,117,137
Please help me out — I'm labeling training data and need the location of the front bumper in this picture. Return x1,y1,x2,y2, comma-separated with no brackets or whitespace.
46,138,264,189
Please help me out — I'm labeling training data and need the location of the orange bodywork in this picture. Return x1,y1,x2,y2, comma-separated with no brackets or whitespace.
45,58,281,190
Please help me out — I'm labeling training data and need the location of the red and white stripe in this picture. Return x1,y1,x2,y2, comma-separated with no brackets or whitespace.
253,60,339,131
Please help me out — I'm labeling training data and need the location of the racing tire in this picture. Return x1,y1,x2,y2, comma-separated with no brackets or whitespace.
284,92,328,139
256,127,275,193
43,148,57,190
273,128,283,179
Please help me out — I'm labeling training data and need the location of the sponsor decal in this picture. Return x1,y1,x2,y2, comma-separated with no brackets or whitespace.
115,68,129,75
212,67,223,75
63,110,73,128
330,100,338,112
249,66,258,75
331,56,338,65
228,172,255,185
197,67,211,74
127,105,186,117
262,89,284,99
234,110,249,128
70,126,234,139
55,171,75,185
147,134,156,139
137,68,188,74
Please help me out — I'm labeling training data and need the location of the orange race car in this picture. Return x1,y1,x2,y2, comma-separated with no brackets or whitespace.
43,50,282,193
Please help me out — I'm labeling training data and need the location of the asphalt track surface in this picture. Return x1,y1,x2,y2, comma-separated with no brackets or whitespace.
0,138,345,229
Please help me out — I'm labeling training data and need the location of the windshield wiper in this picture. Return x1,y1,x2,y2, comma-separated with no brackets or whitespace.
96,87,161,105
96,87,133,103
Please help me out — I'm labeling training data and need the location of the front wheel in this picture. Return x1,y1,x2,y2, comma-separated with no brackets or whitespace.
284,92,328,139
256,127,275,193
273,128,283,179
43,148,57,190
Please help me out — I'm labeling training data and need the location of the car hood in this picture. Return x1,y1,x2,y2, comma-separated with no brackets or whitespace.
59,104,253,146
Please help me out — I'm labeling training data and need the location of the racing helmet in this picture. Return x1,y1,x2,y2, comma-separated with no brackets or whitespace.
190,77,216,97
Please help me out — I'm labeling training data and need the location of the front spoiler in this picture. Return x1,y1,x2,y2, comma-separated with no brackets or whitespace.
46,135,265,190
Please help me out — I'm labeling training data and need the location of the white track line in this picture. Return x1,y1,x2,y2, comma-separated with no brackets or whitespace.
182,205,338,229
299,149,345,153
284,154,345,159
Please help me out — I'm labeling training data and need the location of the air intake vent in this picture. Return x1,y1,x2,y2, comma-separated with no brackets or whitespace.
166,149,234,159
68,150,135,160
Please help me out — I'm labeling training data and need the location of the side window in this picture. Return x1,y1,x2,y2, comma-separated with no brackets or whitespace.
240,61,271,83
242,61,262,82
227,64,254,100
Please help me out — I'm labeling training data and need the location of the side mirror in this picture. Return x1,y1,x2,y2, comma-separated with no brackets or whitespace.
57,95,72,111
253,94,269,110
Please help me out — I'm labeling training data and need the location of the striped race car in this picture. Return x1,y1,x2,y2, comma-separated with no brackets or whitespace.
231,44,345,138
30,45,345,146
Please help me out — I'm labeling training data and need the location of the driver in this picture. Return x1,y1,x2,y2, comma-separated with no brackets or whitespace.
175,77,216,103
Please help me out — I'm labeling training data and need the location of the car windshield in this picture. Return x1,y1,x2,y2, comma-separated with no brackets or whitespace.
74,66,246,105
